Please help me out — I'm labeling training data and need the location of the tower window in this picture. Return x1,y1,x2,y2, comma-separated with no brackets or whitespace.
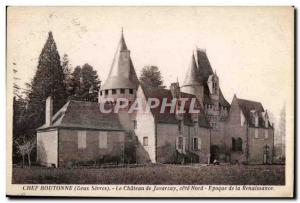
105,90,108,95
129,89,134,94
120,88,125,94
100,91,102,96
112,89,116,95
177,137,183,150
143,137,148,146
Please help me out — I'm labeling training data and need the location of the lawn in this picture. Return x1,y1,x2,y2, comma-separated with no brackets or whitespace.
12,164,285,185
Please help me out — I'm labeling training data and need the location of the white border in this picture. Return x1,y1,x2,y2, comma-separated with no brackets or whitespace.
2,0,298,202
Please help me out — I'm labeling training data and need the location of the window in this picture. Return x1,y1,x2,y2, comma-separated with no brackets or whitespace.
78,131,86,149
143,137,148,146
255,116,259,127
193,137,201,150
265,120,269,128
112,89,116,95
99,131,108,149
264,129,268,139
240,111,245,126
232,137,242,152
177,137,183,150
236,138,242,152
129,89,133,94
105,90,108,95
255,129,259,139
100,91,102,96
133,120,137,129
120,88,125,94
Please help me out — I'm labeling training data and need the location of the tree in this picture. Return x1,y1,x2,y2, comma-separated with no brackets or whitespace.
61,54,73,95
25,31,67,130
279,105,286,158
139,66,165,89
14,135,36,167
67,63,101,100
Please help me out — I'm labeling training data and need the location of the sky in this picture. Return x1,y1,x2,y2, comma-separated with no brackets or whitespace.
7,6,294,125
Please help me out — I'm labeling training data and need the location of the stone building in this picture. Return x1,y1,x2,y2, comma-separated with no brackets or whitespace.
181,50,231,162
37,31,274,167
181,49,274,164
37,31,211,167
226,95,274,164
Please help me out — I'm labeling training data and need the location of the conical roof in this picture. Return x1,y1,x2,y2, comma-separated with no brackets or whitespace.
100,31,139,90
182,54,202,87
195,49,213,82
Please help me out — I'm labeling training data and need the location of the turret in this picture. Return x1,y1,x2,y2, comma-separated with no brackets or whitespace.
181,53,204,107
99,30,139,104
207,70,219,99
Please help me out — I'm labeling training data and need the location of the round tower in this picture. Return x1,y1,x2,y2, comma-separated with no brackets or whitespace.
181,53,204,107
98,30,139,105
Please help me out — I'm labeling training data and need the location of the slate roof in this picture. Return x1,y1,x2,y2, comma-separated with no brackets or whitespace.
100,31,139,90
236,98,272,128
37,100,123,131
182,54,202,87
195,49,230,108
142,87,211,128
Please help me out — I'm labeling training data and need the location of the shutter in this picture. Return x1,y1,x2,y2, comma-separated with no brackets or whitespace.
264,130,268,139
182,137,186,154
198,138,202,150
99,131,108,149
78,131,86,149
176,137,179,150
255,129,259,138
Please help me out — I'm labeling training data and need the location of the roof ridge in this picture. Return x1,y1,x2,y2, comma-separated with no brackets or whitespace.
237,97,262,105
58,100,71,125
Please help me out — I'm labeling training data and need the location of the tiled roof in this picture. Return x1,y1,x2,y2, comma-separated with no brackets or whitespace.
195,49,230,108
142,87,210,128
37,100,123,131
237,98,271,128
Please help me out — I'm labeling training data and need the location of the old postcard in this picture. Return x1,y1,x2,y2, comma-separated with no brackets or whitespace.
6,6,294,197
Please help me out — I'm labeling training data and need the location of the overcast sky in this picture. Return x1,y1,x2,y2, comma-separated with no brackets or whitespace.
7,7,294,124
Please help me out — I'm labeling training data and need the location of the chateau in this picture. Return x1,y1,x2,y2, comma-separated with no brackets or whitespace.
37,31,274,167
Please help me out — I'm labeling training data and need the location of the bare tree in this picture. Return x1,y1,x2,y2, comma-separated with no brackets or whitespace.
14,136,36,167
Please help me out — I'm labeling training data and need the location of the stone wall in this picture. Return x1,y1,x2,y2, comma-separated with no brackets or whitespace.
134,87,156,163
248,127,274,164
37,129,58,167
58,129,125,167
156,123,210,164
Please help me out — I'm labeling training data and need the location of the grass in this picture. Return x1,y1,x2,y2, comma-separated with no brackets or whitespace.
12,164,285,185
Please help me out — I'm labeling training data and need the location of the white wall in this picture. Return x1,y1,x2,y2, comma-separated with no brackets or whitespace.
37,129,58,167
134,87,156,163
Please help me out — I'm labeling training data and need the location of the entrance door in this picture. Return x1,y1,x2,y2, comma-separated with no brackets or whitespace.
263,145,270,164
210,145,220,163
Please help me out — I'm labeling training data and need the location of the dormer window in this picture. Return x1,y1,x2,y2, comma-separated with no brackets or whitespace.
129,89,133,94
265,120,269,128
255,116,259,127
120,88,125,94
105,90,108,95
112,89,116,95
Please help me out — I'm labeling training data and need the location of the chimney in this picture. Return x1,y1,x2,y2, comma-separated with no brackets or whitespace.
170,82,181,99
45,96,53,126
